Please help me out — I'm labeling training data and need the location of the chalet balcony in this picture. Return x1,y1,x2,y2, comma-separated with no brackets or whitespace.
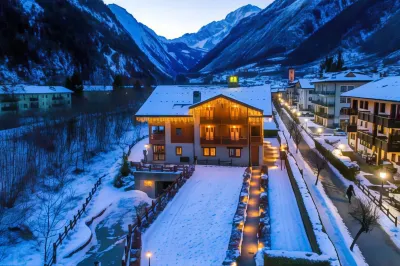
343,108,358,116
200,116,248,125
52,96,64,100
375,138,400,153
315,112,334,119
311,99,334,107
346,124,357,132
150,133,165,145
29,97,39,102
200,136,248,146
317,90,336,96
357,130,374,143
375,115,400,128
358,112,374,123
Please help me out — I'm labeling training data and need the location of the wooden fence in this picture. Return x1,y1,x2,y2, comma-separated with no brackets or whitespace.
121,165,195,266
45,174,107,266
356,181,398,227
197,158,233,166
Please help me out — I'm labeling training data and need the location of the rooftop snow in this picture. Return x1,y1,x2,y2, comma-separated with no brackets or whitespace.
0,85,72,95
342,76,400,102
311,71,373,83
297,79,314,89
135,85,272,117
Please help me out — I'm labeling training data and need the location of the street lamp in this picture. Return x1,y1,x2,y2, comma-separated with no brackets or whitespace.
379,171,387,205
143,144,149,163
146,251,152,266
297,112,301,117
304,119,309,131
317,128,323,136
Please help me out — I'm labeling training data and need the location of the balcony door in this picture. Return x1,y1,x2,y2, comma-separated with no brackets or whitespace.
206,127,215,140
230,106,239,120
205,107,214,120
230,127,240,141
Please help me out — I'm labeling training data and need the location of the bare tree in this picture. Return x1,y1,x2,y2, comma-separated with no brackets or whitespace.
288,120,297,139
293,125,302,153
34,189,73,263
349,199,379,251
312,151,327,186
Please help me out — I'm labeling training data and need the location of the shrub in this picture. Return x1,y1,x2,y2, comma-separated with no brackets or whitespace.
264,256,330,266
120,153,130,177
314,141,357,181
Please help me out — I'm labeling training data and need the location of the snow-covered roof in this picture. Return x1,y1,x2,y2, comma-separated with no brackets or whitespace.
83,85,113,92
342,76,400,102
0,85,72,95
311,71,373,83
136,85,272,117
297,79,314,89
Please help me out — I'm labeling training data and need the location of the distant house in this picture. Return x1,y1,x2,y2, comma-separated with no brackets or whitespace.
295,79,314,111
342,77,400,166
0,85,72,114
135,84,272,166
311,71,373,128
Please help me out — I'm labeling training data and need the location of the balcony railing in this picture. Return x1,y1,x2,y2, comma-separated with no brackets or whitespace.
375,115,400,128
346,124,357,132
375,138,400,153
311,99,335,107
358,112,374,123
315,112,334,119
357,130,374,143
52,96,64,100
200,116,248,125
200,136,248,145
317,90,336,96
343,108,358,116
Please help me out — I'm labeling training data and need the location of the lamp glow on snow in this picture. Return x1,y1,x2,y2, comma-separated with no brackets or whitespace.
297,112,301,117
379,171,387,205
317,128,323,135
144,144,149,150
146,252,152,266
338,144,345,152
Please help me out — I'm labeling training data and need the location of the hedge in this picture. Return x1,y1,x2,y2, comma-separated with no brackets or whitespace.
264,256,331,266
314,140,357,181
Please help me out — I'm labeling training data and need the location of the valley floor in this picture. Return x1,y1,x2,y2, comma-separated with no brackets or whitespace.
141,166,245,266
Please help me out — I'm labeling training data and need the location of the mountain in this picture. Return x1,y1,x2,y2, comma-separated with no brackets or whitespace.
193,0,400,74
171,4,261,51
109,4,205,78
0,0,168,84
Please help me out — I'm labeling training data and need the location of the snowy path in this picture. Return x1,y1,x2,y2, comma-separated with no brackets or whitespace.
269,164,312,252
141,166,245,266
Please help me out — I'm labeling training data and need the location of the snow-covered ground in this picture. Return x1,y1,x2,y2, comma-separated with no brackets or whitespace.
274,109,367,266
269,162,312,252
141,166,245,265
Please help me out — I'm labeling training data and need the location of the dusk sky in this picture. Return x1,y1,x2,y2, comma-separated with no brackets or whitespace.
104,0,273,39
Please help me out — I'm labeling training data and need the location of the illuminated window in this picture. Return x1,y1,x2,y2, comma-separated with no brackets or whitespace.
144,180,153,187
176,146,182,156
153,145,165,161
229,148,241,158
203,147,216,157
230,76,238,83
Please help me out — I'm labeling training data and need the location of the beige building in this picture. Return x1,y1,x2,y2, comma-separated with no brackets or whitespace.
0,85,72,114
312,71,373,128
343,77,400,166
135,84,272,166
296,79,315,111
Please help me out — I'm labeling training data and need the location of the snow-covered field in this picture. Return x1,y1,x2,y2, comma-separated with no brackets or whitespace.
141,166,245,266
269,164,312,252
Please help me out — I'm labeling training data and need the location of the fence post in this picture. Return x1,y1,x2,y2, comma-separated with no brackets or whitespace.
53,242,57,264
395,217,398,227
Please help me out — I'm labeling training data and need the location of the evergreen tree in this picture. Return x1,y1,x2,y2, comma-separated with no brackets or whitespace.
336,50,344,71
113,75,124,90
65,71,83,94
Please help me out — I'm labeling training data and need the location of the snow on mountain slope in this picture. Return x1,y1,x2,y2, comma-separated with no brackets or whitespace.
109,4,204,77
171,4,261,51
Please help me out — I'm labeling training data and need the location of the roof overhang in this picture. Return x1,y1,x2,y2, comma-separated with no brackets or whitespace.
188,94,263,113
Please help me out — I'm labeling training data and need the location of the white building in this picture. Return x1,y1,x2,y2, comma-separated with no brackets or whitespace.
0,85,73,114
295,79,314,111
312,71,373,128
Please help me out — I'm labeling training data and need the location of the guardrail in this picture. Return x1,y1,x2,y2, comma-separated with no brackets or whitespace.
355,181,398,227
121,165,195,266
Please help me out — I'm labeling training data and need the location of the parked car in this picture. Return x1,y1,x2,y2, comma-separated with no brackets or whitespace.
334,128,347,136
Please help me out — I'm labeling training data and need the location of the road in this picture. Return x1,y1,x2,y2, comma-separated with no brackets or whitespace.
280,110,400,266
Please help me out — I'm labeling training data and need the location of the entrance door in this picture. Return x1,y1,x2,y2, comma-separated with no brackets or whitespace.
206,127,214,140
251,146,259,166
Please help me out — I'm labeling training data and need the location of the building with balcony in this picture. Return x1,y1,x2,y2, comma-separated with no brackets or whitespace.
0,85,73,114
295,79,315,111
135,85,272,166
311,71,373,128
342,76,400,165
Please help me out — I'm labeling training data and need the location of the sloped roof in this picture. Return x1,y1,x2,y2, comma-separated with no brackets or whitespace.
297,79,314,89
0,85,72,94
311,71,373,83
135,85,272,117
342,76,400,102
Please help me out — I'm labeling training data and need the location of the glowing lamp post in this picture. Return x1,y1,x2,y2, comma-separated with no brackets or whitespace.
146,251,152,266
297,112,301,117
317,128,323,136
304,119,309,131
143,144,149,163
379,171,387,205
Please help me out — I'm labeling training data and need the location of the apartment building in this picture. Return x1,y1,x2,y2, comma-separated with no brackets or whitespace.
295,79,314,111
312,71,373,128
0,85,73,114
135,84,272,166
343,77,400,165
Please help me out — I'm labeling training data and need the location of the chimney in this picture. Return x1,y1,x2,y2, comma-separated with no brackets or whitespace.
193,91,201,104
289,68,295,83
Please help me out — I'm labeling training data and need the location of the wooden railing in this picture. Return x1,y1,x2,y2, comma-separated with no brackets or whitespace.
197,158,233,166
45,174,107,266
355,181,398,227
121,165,195,266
